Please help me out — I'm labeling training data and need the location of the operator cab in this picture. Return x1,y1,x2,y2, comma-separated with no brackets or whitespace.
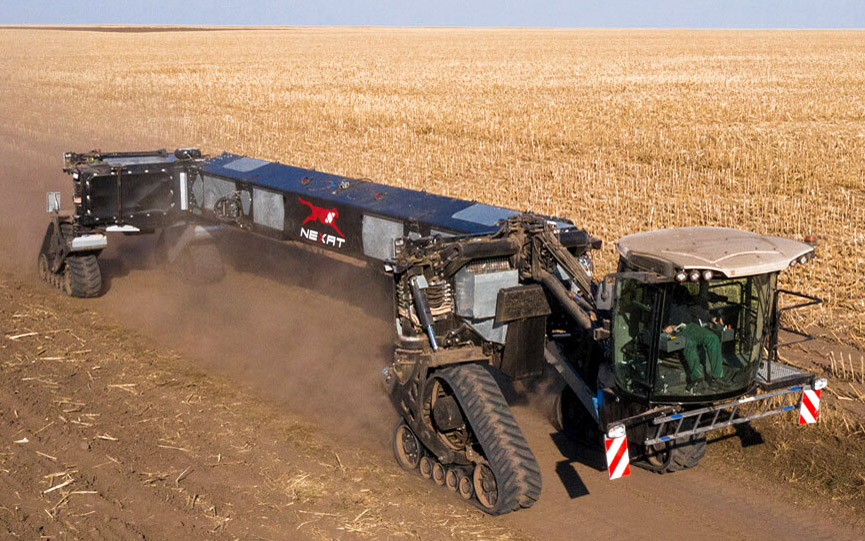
610,227,815,404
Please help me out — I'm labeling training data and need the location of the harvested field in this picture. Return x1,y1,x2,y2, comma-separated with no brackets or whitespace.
0,27,864,539
1,27,862,346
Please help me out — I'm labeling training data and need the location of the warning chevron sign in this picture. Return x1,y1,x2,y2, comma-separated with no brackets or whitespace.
798,389,821,425
604,433,631,480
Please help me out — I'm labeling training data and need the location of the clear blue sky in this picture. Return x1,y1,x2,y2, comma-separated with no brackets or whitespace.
1,1,864,28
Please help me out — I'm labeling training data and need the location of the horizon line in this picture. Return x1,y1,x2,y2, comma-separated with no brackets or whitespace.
2,24,864,31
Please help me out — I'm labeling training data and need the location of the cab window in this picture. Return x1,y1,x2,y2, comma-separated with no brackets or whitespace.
612,277,660,399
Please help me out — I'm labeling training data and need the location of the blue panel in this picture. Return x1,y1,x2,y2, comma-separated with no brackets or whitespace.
670,414,683,420
201,153,534,236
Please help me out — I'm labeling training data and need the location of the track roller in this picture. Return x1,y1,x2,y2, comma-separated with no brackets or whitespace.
473,463,498,509
458,473,473,500
445,468,459,492
419,456,433,479
38,253,50,282
432,462,446,486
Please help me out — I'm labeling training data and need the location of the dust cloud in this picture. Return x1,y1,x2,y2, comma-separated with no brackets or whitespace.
0,140,399,451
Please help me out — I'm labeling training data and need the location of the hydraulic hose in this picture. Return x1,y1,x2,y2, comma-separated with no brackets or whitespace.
410,276,439,350
538,270,593,331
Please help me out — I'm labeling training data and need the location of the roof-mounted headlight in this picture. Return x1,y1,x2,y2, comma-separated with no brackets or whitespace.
689,270,701,282
702,270,713,281
675,271,687,282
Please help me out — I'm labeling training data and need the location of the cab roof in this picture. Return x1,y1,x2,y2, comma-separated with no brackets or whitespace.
617,227,814,278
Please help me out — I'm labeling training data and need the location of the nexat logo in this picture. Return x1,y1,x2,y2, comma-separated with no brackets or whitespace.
298,197,346,248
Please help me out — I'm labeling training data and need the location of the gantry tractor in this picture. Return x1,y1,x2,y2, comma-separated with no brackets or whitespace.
39,149,826,514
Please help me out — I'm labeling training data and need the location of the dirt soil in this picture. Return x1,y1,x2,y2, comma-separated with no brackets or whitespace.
1,271,534,540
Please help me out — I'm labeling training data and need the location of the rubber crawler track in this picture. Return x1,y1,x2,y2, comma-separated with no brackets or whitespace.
435,363,542,514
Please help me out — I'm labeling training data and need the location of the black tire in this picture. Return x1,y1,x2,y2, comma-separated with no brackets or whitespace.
64,254,102,298
557,387,601,446
641,434,706,473
434,363,542,515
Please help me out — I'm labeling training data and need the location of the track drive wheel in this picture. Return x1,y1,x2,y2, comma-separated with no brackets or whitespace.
393,422,422,471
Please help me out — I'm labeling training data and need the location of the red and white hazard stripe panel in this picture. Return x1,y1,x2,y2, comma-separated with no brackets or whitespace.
798,389,821,425
604,433,631,480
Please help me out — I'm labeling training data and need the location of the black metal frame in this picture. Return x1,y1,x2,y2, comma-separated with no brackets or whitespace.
765,289,822,383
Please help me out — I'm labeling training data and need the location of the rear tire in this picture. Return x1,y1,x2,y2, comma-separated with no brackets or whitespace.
642,434,706,473
64,254,102,298
557,387,601,445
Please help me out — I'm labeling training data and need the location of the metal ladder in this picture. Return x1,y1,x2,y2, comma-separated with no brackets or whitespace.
644,385,807,446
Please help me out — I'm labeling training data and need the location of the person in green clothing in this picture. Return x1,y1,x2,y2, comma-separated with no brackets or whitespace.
663,285,725,392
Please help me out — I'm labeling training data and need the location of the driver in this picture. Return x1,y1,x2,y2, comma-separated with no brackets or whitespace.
663,285,725,392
